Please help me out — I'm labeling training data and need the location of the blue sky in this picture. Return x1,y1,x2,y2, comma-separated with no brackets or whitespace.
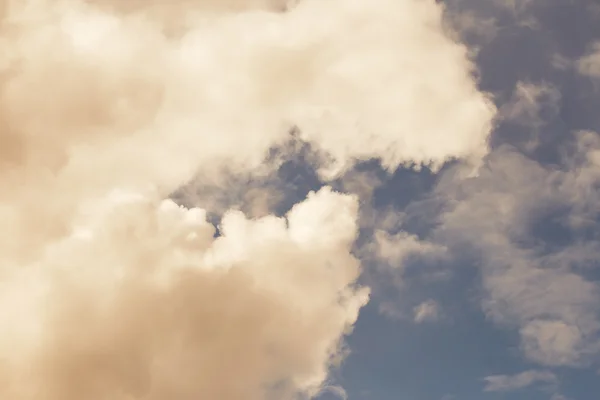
2,1,600,399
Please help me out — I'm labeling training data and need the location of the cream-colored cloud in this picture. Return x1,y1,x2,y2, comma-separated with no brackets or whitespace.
0,187,369,400
1,0,494,185
0,0,495,397
0,0,495,268
0,0,495,260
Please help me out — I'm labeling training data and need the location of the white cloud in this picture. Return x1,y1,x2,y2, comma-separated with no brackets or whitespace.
1,0,495,186
0,187,370,400
413,300,441,323
0,0,496,397
483,370,557,392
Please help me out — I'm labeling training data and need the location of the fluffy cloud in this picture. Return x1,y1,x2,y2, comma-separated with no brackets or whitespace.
0,187,369,400
1,0,494,185
0,0,495,398
483,370,557,392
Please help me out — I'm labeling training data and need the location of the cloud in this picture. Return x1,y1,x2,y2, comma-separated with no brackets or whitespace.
520,320,588,366
371,231,447,270
415,131,600,367
483,370,557,392
413,299,441,323
577,41,600,79
445,10,499,45
496,81,561,151
0,0,496,398
317,384,348,400
0,187,370,400
500,82,561,128
366,229,447,321
490,0,535,13
550,53,572,71
1,0,495,184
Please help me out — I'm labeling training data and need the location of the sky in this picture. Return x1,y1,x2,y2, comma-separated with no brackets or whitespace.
0,0,599,400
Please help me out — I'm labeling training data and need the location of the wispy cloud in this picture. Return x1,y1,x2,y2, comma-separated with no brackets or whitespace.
408,131,600,367
578,42,600,79
413,300,441,323
483,370,557,392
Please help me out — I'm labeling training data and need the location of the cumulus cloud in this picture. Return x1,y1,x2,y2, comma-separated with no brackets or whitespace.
0,187,369,400
483,370,557,392
415,131,600,367
1,0,495,183
0,0,495,398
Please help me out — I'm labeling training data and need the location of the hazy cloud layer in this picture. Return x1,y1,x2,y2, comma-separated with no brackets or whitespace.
425,131,600,367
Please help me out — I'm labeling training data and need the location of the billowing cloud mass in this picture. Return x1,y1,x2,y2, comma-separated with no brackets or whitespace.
0,0,494,399
0,187,369,400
